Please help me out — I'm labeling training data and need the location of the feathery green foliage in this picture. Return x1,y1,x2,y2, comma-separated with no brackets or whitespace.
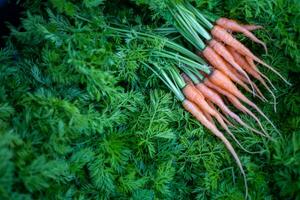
0,0,299,199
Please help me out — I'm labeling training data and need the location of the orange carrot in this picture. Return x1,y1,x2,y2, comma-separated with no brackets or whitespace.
201,47,252,93
181,74,216,125
182,73,235,127
216,18,267,52
212,26,260,60
183,83,231,133
182,99,248,199
208,69,261,106
228,46,276,108
211,25,264,63
208,39,254,92
211,25,290,85
224,58,268,102
208,69,249,99
228,46,261,78
203,78,268,137
208,69,278,132
227,46,275,90
211,25,255,58
196,82,258,127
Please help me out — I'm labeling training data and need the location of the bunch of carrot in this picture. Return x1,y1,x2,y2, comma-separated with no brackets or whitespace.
158,3,290,198
109,3,289,197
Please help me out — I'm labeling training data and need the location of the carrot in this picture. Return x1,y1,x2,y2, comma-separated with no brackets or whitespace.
197,82,259,127
216,18,267,52
196,81,238,116
211,25,264,63
227,46,275,90
201,47,253,93
181,74,216,124
182,99,248,199
228,46,277,109
211,25,255,58
242,24,263,31
211,25,290,85
182,83,231,133
203,78,268,137
224,58,268,102
227,46,262,78
182,73,234,127
208,39,254,93
208,70,278,133
208,69,250,100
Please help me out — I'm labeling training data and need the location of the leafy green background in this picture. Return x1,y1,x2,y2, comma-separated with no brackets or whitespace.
0,0,299,199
